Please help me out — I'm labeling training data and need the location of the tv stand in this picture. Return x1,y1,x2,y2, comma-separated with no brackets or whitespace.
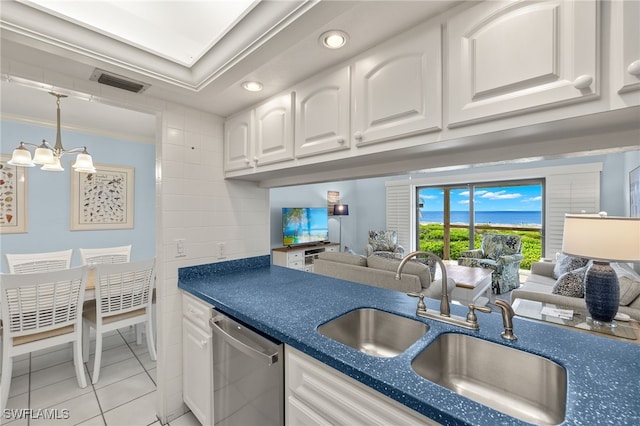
272,243,339,272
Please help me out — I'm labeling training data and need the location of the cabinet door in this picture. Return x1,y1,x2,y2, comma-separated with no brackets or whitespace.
611,0,640,95
254,93,294,166
447,0,598,127
182,318,213,425
295,67,350,157
224,109,253,172
351,21,441,147
285,346,436,425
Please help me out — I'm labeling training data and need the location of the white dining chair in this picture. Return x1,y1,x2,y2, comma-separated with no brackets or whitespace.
82,258,157,384
5,249,73,274
78,245,132,265
0,266,89,410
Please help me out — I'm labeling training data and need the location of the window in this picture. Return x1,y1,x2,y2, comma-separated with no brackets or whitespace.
417,180,543,270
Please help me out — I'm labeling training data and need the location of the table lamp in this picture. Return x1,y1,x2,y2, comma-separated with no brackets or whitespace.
561,213,640,326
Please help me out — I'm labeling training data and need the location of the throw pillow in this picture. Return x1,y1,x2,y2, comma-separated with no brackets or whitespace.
553,253,590,279
552,266,587,298
367,255,431,289
611,263,640,306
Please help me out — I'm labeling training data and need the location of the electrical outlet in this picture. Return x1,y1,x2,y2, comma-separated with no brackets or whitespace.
175,239,186,257
218,242,226,258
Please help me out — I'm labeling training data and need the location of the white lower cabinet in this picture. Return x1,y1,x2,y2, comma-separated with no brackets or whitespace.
182,292,213,426
285,346,436,425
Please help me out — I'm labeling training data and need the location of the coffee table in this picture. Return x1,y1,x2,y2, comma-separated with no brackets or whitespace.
512,299,639,342
436,264,493,306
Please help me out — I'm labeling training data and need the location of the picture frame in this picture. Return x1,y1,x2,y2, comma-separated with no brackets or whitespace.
0,154,28,234
71,163,134,230
630,165,640,217
327,190,340,216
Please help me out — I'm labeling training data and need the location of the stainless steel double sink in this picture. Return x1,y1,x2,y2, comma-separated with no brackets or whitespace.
318,308,567,425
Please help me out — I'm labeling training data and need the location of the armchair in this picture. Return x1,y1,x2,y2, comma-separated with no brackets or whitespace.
457,233,524,294
365,230,405,258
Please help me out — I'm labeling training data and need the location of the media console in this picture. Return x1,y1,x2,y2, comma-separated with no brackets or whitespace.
271,242,339,272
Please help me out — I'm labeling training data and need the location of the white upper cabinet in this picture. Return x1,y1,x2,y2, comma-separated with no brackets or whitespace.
254,93,295,166
224,92,294,173
294,67,350,157
224,109,253,172
610,0,640,97
351,21,441,147
446,0,598,127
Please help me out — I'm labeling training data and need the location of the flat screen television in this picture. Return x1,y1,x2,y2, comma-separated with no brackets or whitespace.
282,207,329,246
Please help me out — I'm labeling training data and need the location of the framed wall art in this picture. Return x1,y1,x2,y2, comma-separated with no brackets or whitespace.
71,163,134,230
327,190,340,216
0,154,28,234
631,165,640,217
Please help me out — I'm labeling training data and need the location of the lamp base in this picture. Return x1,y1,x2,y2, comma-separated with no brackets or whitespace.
584,261,619,326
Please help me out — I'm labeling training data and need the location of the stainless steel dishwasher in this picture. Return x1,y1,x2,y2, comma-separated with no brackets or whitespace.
210,309,284,426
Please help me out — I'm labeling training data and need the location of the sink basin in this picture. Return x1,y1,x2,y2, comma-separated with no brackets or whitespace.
412,333,566,425
317,308,429,357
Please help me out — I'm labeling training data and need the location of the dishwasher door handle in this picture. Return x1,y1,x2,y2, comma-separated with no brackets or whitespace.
210,317,280,366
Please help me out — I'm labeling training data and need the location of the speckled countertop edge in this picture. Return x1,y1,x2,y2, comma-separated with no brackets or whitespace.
178,255,640,426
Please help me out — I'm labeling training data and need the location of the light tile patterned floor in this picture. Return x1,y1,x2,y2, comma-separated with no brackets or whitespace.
1,327,198,426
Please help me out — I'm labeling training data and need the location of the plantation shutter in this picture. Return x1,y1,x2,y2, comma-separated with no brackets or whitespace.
386,183,412,251
545,171,601,257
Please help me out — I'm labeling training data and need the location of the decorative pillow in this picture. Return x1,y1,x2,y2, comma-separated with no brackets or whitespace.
367,255,431,289
552,266,587,298
553,253,590,279
611,263,640,306
317,251,367,267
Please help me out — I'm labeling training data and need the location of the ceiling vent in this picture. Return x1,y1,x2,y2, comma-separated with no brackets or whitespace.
90,69,151,93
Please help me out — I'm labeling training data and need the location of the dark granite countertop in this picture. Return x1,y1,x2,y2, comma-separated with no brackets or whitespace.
178,255,640,426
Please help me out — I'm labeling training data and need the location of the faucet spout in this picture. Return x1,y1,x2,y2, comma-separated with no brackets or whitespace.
396,251,450,317
494,299,518,341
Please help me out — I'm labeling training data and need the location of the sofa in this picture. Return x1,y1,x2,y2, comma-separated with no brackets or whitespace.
510,260,640,321
314,251,455,298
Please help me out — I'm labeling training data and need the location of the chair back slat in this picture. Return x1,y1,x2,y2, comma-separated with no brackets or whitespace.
79,245,131,265
0,266,88,337
94,259,155,318
6,249,73,274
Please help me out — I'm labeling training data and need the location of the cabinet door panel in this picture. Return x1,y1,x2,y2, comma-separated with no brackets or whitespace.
295,67,350,157
182,318,213,425
224,110,253,171
352,22,441,146
447,0,598,127
255,93,294,166
611,0,640,95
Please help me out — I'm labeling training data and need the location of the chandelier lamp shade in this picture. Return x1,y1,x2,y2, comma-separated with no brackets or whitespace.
561,212,640,325
7,92,96,173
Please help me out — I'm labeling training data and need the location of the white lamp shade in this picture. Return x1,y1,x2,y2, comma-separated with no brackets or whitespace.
7,146,35,167
562,214,640,262
72,153,96,173
41,156,64,171
33,147,55,165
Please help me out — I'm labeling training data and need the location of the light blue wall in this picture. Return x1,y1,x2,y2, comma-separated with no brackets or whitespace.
270,151,639,255
0,120,156,271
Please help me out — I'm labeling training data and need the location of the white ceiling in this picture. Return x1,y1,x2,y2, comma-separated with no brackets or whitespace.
0,0,461,139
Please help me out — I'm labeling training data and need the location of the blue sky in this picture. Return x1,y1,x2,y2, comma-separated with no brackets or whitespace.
419,185,542,212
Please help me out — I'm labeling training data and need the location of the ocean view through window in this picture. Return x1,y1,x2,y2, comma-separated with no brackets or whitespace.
417,180,543,269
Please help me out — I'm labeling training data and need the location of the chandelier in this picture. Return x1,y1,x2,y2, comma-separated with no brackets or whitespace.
8,92,96,173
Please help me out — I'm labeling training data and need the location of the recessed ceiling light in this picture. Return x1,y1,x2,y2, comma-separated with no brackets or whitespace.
242,81,263,92
320,30,349,49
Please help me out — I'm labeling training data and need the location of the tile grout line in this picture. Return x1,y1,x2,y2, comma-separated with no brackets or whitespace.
117,329,157,387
